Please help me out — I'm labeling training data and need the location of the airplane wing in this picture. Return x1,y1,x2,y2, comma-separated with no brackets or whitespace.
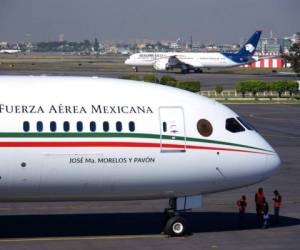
167,56,194,70
153,55,199,73
168,56,183,66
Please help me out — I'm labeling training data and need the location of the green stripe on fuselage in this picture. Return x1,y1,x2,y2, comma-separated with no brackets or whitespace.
0,132,273,153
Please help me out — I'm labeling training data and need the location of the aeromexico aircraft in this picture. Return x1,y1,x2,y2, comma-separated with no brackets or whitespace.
0,49,21,54
125,31,262,73
0,75,280,236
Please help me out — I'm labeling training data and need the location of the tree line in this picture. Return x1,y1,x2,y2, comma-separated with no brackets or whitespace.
34,39,100,52
121,75,201,92
235,80,299,98
122,74,299,98
284,43,300,73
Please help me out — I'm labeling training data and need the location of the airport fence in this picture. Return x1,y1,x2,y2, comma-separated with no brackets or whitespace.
200,90,299,99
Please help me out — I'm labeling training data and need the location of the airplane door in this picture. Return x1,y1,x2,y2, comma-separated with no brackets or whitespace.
159,107,186,153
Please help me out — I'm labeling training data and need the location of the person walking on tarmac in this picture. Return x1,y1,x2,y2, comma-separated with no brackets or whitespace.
262,197,270,229
255,187,265,226
236,195,247,229
273,190,282,224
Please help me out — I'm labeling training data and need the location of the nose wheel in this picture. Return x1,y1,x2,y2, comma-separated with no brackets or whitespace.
163,198,188,237
164,216,187,237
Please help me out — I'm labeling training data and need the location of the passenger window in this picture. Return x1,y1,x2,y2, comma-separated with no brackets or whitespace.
103,121,109,132
36,121,43,132
162,122,167,132
23,121,30,132
237,117,255,131
90,121,96,132
77,121,83,132
226,118,245,133
50,121,57,132
63,121,70,132
129,121,135,132
116,121,122,132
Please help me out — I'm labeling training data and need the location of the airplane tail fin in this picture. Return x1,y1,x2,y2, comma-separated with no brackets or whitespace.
237,30,262,59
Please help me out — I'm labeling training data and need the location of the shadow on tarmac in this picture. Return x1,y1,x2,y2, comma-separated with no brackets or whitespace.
0,212,299,238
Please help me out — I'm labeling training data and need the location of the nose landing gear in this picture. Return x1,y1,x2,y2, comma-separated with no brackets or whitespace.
163,198,188,237
164,215,187,237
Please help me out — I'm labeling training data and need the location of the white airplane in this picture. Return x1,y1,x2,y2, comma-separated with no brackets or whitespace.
0,75,280,236
0,49,21,54
125,31,262,73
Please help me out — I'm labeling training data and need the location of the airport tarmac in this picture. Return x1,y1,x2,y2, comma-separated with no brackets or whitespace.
0,69,297,90
0,104,299,250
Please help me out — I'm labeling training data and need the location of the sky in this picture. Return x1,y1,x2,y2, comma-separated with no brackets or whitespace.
0,0,299,43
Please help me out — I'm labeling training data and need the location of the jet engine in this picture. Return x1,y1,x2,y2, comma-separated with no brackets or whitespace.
153,58,170,71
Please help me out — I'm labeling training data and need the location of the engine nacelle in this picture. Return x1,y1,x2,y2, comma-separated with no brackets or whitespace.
153,58,170,71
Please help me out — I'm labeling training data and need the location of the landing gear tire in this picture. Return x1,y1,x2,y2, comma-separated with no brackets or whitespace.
181,69,189,74
194,68,203,73
164,216,187,237
133,66,138,72
162,197,188,237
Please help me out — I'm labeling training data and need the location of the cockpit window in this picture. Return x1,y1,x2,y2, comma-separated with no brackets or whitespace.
226,118,245,133
237,117,255,131
197,119,213,137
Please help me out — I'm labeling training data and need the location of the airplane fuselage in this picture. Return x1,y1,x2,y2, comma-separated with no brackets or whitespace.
0,49,21,54
0,76,280,202
125,52,239,68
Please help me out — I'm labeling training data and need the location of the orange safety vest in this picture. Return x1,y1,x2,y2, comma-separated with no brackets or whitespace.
274,195,282,208
255,192,265,205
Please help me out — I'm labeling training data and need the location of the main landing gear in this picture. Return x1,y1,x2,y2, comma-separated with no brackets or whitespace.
162,198,188,237
194,68,203,73
180,68,190,74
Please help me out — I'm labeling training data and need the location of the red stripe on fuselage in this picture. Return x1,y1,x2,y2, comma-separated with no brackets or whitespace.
0,141,269,155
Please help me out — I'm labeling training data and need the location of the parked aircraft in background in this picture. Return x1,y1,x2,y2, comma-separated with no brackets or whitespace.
0,49,21,54
0,75,280,236
125,31,262,73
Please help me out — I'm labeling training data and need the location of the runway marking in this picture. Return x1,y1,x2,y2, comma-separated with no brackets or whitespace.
0,234,166,243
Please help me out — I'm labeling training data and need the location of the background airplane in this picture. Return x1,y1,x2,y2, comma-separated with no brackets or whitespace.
0,49,21,54
125,31,262,73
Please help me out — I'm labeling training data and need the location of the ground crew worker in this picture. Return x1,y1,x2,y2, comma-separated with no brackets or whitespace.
255,187,265,226
273,190,282,224
262,197,270,229
236,195,247,229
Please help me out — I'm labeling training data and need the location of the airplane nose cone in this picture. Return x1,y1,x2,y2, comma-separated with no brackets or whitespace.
270,152,281,171
125,59,130,65
265,152,281,178
249,131,281,180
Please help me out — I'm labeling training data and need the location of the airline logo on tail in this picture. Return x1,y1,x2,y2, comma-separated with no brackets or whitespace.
245,43,255,53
